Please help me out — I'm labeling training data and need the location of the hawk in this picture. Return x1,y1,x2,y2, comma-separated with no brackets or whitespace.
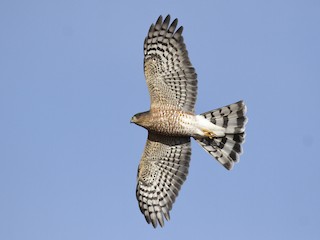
131,15,247,228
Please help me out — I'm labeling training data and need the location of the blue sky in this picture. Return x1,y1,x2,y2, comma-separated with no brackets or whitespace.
1,0,320,239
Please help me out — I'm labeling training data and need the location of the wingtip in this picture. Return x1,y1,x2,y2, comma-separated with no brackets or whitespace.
155,15,163,27
173,26,183,40
164,14,170,22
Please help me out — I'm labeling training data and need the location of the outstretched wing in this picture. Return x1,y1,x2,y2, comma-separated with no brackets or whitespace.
136,132,191,228
144,15,198,112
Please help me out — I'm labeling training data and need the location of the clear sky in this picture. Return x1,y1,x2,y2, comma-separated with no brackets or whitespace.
1,0,320,239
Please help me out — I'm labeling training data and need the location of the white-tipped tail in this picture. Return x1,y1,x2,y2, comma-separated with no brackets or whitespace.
195,101,247,170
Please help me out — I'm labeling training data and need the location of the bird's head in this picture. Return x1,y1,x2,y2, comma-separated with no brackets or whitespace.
130,115,138,124
130,111,150,126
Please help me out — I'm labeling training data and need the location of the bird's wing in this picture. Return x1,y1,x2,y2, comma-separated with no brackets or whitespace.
136,132,191,228
144,15,198,112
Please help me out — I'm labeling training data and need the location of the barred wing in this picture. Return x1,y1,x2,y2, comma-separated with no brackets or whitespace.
144,15,198,112
136,133,191,227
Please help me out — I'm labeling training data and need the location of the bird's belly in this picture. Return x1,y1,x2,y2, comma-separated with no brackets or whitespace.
147,110,198,136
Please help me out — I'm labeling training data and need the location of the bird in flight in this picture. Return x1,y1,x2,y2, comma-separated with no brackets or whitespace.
131,15,247,228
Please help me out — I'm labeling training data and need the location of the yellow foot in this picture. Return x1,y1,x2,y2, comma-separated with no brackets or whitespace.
203,130,216,139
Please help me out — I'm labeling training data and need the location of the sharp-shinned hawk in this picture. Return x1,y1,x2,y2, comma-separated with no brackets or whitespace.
130,15,248,228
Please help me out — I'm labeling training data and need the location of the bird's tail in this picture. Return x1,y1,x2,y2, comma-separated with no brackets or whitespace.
195,101,247,170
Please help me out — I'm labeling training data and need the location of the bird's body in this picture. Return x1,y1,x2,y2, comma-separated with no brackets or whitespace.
131,15,248,228
132,108,226,138
132,108,195,136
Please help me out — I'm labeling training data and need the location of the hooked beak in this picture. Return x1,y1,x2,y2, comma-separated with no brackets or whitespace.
130,116,136,123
